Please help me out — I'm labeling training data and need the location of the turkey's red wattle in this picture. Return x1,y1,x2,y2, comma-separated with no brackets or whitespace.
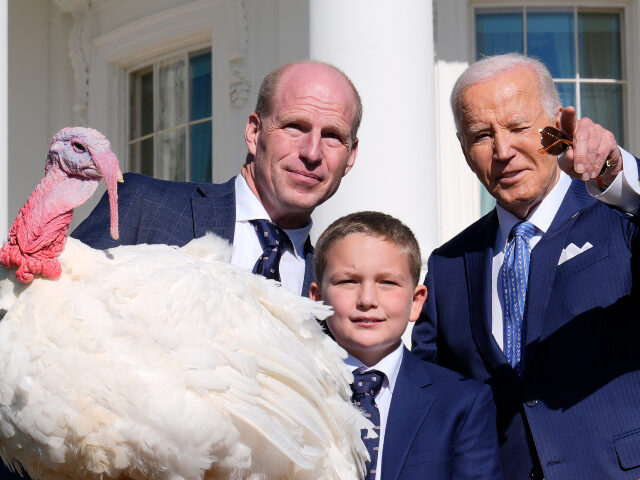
0,127,121,284
0,170,101,283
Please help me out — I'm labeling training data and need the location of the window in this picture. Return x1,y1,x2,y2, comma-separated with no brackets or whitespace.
474,6,625,214
129,48,212,183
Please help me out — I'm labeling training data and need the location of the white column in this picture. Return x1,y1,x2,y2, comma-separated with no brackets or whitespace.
0,0,7,239
434,0,480,243
308,0,438,263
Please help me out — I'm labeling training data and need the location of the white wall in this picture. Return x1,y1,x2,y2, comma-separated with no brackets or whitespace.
0,0,6,240
625,0,640,155
8,1,57,230
434,0,481,243
47,6,75,135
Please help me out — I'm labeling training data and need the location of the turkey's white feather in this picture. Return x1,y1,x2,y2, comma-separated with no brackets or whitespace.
0,234,370,480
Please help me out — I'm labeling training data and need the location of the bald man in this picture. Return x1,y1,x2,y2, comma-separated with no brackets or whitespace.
73,61,361,297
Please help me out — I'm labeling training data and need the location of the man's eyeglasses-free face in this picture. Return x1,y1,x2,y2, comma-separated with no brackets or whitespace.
538,126,574,155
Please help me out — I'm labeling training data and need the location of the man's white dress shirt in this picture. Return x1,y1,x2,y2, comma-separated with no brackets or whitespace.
231,175,311,294
345,343,404,480
491,148,640,349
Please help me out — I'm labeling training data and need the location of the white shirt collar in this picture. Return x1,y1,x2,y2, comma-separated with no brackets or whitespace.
344,343,404,394
234,175,312,258
495,171,572,251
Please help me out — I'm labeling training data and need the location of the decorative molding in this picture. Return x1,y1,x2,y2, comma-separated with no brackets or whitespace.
68,7,90,124
51,0,88,13
229,56,250,108
52,0,91,125
92,0,215,66
56,0,250,116
225,0,250,108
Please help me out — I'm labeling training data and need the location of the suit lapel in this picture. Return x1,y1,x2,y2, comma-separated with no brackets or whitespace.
464,211,509,373
523,180,592,372
191,177,236,243
382,349,435,480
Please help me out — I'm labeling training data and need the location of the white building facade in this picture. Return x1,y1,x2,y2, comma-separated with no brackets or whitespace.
2,0,639,263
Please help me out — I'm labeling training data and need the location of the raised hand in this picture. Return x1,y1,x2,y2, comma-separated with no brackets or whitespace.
556,106,622,187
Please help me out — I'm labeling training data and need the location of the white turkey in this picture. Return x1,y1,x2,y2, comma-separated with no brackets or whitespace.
0,127,370,480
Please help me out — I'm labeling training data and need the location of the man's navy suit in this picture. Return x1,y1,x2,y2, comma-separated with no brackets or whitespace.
412,172,640,479
380,348,503,479
71,173,315,295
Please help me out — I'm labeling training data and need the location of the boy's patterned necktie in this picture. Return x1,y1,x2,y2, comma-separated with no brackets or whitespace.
501,220,537,376
250,219,290,282
351,368,385,480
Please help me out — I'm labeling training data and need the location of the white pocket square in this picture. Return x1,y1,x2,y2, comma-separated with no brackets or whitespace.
557,242,593,265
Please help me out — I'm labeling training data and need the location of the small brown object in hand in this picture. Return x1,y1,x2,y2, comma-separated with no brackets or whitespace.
538,126,574,155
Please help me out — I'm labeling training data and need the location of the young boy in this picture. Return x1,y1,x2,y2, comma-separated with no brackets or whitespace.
310,211,503,480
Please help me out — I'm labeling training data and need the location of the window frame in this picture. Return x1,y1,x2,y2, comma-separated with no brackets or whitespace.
471,3,629,143
126,43,213,181
87,0,242,188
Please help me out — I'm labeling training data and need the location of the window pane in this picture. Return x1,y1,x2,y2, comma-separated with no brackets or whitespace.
157,128,187,181
190,121,212,183
578,13,621,79
158,58,186,130
140,72,154,136
476,10,523,58
555,82,576,108
581,83,624,146
129,138,154,177
130,69,153,139
129,48,213,182
527,10,574,78
190,52,212,121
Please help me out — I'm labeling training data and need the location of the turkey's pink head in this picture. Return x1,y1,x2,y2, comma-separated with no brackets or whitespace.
47,127,123,240
0,127,123,283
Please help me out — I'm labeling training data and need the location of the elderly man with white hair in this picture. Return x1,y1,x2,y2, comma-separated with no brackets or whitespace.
412,53,640,480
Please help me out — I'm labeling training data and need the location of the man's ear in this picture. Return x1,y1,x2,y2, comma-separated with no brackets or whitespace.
245,113,261,156
409,284,427,322
343,137,358,176
554,106,564,130
309,282,322,301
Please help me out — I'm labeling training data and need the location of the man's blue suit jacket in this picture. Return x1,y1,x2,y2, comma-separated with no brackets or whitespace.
71,173,315,296
412,170,640,480
381,348,503,479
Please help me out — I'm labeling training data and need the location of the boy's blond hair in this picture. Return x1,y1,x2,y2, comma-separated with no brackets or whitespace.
313,211,422,286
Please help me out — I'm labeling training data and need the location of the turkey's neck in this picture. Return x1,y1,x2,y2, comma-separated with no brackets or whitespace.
8,167,99,254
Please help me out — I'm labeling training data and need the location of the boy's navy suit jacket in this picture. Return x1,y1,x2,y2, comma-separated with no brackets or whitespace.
381,347,503,479
71,172,314,295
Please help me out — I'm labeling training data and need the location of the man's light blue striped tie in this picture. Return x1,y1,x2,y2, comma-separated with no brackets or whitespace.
502,221,537,376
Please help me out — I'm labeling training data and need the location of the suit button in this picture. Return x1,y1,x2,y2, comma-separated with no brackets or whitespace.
525,399,538,407
529,467,544,480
